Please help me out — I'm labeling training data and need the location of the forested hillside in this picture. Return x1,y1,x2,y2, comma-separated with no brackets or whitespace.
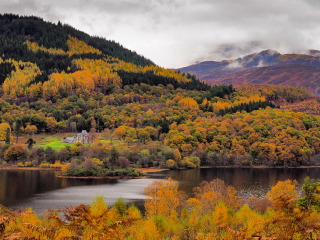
0,13,318,171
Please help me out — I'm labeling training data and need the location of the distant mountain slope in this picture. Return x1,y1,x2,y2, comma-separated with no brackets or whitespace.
178,50,320,95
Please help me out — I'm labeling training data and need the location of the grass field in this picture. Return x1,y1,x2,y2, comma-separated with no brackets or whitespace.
37,141,74,151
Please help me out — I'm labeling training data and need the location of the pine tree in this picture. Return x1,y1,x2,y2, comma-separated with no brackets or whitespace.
26,138,36,150
14,118,22,144
5,127,10,145
110,147,119,169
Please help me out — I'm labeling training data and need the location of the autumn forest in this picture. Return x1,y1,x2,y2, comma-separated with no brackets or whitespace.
0,13,320,239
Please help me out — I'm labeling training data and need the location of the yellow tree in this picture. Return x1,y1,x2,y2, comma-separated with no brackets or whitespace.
194,179,242,211
46,117,57,132
267,193,320,240
174,149,181,163
111,126,127,142
24,125,37,135
137,129,151,144
125,128,136,144
0,123,11,141
4,144,25,162
266,179,298,204
144,126,156,140
144,178,184,219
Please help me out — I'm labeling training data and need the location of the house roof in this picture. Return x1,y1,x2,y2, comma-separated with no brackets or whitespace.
77,130,88,136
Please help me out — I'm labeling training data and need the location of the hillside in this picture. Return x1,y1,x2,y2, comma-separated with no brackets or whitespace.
0,14,319,170
0,14,154,68
178,50,320,95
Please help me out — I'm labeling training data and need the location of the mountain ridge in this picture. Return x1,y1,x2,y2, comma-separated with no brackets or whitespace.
178,50,320,95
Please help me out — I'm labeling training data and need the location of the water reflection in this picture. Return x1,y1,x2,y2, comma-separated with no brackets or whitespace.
0,169,120,209
1,167,320,213
152,168,320,199
12,178,155,213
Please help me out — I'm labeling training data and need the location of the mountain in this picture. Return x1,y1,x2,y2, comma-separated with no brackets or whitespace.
178,50,320,95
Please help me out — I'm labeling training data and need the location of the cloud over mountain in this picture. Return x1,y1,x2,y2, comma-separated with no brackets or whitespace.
1,0,320,68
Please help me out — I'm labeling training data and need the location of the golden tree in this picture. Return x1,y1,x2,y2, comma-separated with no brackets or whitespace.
144,178,185,219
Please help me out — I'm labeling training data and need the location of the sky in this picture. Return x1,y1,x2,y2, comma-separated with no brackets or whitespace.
1,0,320,68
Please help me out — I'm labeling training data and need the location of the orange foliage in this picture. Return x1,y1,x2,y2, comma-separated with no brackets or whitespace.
2,59,41,99
165,108,320,166
281,98,320,116
67,36,102,56
24,36,102,56
42,70,95,98
266,179,298,203
116,61,191,83
24,40,67,55
72,58,122,88
144,178,184,218
212,94,265,113
236,84,311,102
1,179,320,239
0,123,11,141
178,97,199,110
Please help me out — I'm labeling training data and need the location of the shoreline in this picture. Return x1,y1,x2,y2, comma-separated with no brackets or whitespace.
1,165,320,174
199,165,320,169
0,167,61,171
56,175,149,180
136,168,169,173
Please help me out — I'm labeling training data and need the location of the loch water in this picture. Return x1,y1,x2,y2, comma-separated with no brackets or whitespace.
1,167,320,213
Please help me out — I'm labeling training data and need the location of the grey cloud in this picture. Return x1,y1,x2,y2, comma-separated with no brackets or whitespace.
1,0,320,68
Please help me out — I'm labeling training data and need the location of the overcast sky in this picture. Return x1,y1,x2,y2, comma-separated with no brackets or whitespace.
1,0,320,68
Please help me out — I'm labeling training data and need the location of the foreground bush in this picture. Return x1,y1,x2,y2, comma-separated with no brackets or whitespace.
1,177,320,239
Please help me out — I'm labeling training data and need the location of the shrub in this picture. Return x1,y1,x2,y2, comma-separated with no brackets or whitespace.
4,144,26,162
113,198,127,217
32,159,39,167
140,149,151,158
127,151,140,163
17,162,24,167
185,161,196,169
184,156,200,168
116,157,130,168
39,161,50,168
91,158,103,166
83,158,95,171
166,159,178,169
50,161,63,169
24,161,33,167
189,156,200,167
163,148,174,160
140,156,151,168
178,160,187,168
103,168,142,177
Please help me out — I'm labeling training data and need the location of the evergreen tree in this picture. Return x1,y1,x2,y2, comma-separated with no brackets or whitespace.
5,127,10,145
110,147,119,169
26,138,36,150
14,118,23,144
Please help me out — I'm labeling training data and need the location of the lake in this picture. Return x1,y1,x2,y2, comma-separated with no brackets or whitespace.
1,167,320,213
